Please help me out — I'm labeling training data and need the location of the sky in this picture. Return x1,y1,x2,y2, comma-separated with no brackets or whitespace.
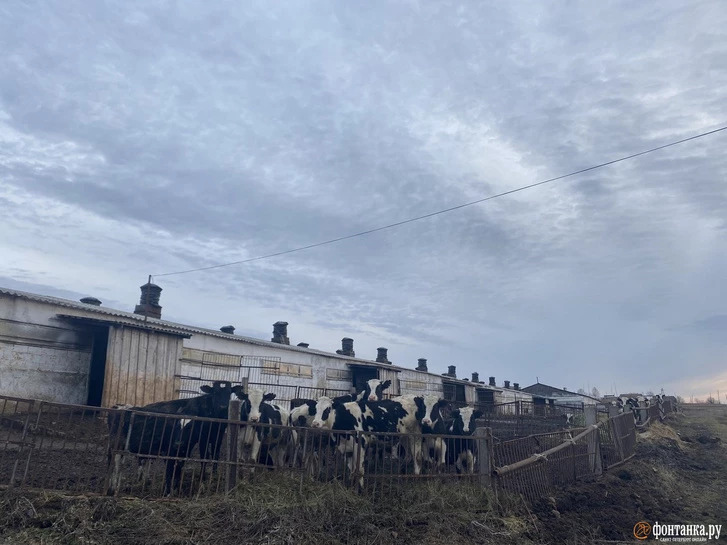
1,1,726,401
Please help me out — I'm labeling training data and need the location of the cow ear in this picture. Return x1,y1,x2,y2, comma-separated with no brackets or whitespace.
381,379,392,389
263,393,276,401
200,385,213,393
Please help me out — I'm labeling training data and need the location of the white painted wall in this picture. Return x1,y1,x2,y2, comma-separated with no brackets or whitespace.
0,295,92,404
182,334,353,393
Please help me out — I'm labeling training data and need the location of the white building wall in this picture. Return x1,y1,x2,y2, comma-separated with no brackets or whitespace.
0,296,92,404
182,334,358,402
397,369,444,396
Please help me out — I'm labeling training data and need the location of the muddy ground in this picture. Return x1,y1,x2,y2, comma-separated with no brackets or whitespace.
0,406,724,545
533,406,727,543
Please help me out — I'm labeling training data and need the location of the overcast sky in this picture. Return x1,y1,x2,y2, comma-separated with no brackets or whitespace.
2,1,726,401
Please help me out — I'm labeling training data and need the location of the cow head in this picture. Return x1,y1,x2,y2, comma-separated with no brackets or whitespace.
232,387,276,423
415,395,449,431
199,380,235,416
364,378,392,402
310,396,335,429
451,407,483,435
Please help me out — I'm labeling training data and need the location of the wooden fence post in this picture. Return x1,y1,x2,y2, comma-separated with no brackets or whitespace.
593,427,603,476
610,415,624,462
226,398,241,493
583,407,600,475
584,406,596,427
475,426,493,488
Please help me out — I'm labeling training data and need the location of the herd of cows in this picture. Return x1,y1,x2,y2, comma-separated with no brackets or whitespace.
107,379,483,494
612,394,673,419
106,380,675,495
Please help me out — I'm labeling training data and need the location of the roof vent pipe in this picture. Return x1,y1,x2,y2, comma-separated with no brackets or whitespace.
471,372,479,383
376,347,390,364
271,321,290,345
447,365,457,378
513,382,520,391
504,380,511,389
489,376,496,387
80,297,102,306
134,282,162,319
337,337,355,357
220,325,235,334
416,358,428,372
297,342,309,348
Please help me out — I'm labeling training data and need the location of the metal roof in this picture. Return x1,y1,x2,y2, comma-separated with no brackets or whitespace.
522,381,600,401
0,285,499,387
57,314,192,338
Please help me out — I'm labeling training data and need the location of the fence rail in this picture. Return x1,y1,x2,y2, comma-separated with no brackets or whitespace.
0,393,677,503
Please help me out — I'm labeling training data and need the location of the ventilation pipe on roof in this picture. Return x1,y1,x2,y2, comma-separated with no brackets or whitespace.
472,372,479,383
447,365,457,378
297,342,309,348
376,347,390,364
504,380,511,389
134,282,162,319
80,297,102,306
489,376,496,387
416,358,428,372
220,325,235,334
271,321,290,345
514,383,520,390
336,337,355,357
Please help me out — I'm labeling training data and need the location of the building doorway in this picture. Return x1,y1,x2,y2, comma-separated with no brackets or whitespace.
86,327,109,406
350,365,378,395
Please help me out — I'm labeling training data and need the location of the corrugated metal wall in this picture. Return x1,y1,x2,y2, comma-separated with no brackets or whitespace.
102,326,183,407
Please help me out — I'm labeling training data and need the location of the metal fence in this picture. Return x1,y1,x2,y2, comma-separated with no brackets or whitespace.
0,394,491,499
490,399,677,503
0,393,678,503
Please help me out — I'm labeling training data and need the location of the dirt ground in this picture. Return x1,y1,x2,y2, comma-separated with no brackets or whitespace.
0,406,724,545
533,406,727,544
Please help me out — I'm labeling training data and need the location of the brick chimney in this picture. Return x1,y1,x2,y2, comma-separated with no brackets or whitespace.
220,325,235,334
489,376,496,386
504,380,511,389
80,297,102,306
513,382,520,391
271,322,290,345
416,358,428,372
134,282,162,319
336,337,355,357
376,347,390,364
447,365,457,378
297,342,309,348
471,372,479,383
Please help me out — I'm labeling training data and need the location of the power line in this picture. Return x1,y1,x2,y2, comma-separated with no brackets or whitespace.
153,124,727,279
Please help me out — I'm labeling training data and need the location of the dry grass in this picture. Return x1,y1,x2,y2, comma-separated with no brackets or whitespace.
637,421,685,448
0,474,536,545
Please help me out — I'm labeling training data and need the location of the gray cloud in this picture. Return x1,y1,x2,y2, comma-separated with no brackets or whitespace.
1,0,727,396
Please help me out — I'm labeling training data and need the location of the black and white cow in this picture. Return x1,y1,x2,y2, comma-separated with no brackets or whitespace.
107,381,238,495
417,397,451,470
312,394,448,486
290,379,392,430
234,388,291,467
328,379,394,404
445,407,483,474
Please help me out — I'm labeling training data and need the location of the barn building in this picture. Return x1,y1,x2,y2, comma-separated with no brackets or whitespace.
521,381,599,409
0,284,511,410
